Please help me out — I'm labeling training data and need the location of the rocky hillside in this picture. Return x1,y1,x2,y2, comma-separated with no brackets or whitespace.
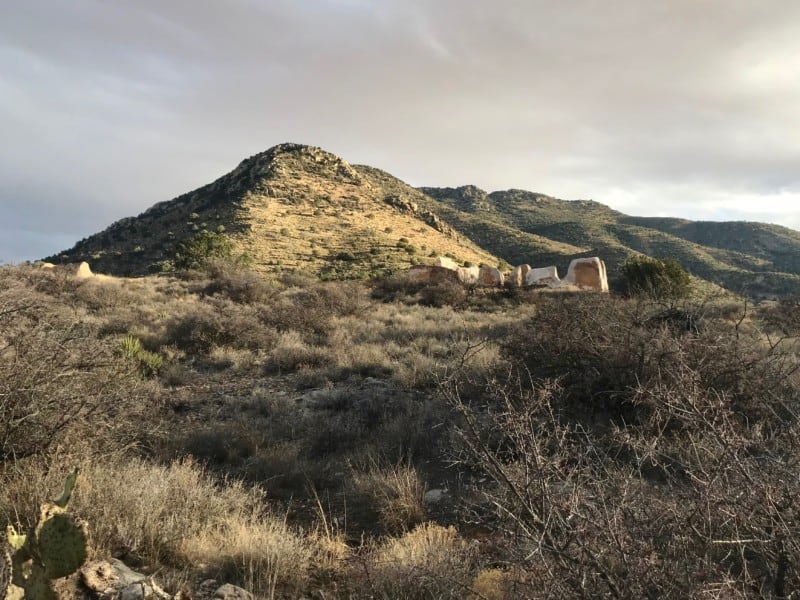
48,143,800,297
49,144,498,278
420,186,800,297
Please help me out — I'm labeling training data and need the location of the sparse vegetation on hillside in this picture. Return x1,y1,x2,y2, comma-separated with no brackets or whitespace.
420,185,800,297
44,144,800,298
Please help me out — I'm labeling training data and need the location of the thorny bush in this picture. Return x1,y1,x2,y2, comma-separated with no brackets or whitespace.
0,281,153,461
443,294,800,598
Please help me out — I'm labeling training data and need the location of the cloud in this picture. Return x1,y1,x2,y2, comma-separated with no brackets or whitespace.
2,0,799,262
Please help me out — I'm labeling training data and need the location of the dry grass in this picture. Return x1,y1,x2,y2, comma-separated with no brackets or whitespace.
179,513,315,599
364,523,477,599
7,263,793,597
351,461,427,533
230,159,499,276
2,456,317,598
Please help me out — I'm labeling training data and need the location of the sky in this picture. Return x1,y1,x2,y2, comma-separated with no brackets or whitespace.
2,0,799,262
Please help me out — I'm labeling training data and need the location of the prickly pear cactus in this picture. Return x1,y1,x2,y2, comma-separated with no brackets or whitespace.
35,505,88,580
3,468,88,600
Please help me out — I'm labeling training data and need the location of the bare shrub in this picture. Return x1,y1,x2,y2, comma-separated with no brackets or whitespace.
504,294,799,429
198,259,278,304
370,273,426,303
760,294,800,336
0,300,152,461
162,302,277,355
419,280,468,308
442,294,800,597
263,281,368,336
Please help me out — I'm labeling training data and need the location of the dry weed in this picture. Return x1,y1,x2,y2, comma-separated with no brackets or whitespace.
365,523,476,599
351,461,427,533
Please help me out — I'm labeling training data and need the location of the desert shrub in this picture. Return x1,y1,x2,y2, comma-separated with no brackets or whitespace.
760,294,800,336
370,273,426,302
180,423,262,466
364,523,476,599
174,230,233,270
620,255,692,298
470,568,527,600
162,304,277,355
498,294,799,428
69,456,314,597
442,294,800,597
0,300,152,461
334,251,356,261
262,281,367,335
419,280,467,308
199,259,277,304
72,279,142,311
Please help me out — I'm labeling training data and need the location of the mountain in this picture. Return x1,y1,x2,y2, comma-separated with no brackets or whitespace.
49,143,800,297
419,186,800,297
49,144,498,278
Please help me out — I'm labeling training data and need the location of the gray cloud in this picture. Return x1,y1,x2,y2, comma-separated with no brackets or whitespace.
2,0,799,262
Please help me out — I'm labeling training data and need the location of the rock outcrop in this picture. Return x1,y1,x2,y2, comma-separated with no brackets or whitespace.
407,265,460,284
527,266,560,287
561,257,608,292
510,264,531,287
456,265,480,284
434,256,459,270
478,265,504,287
75,261,94,279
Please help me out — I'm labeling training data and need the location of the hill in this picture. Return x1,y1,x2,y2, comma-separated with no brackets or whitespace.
47,143,800,297
420,186,800,297
49,144,499,278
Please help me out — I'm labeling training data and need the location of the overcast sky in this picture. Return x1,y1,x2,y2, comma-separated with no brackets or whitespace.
2,1,799,262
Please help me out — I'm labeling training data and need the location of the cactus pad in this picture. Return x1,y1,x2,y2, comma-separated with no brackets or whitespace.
5,526,26,551
21,566,57,600
52,468,79,509
35,505,88,580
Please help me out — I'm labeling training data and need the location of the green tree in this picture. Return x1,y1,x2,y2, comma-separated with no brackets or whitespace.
174,231,233,270
620,255,691,298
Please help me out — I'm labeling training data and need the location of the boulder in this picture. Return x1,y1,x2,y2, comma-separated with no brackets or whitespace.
214,584,254,600
456,265,480,284
561,257,608,292
526,266,561,288
75,262,94,279
478,265,504,287
39,262,55,269
433,256,459,270
510,264,531,287
407,265,460,284
80,559,170,599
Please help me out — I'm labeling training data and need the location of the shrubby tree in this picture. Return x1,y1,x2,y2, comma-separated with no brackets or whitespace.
174,231,233,270
620,255,691,298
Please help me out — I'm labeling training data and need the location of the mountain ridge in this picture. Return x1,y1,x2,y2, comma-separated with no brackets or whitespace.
419,184,800,297
49,144,499,278
48,144,800,297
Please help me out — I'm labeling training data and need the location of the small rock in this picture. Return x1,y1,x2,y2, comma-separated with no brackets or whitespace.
214,583,254,600
118,583,147,600
424,488,447,504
